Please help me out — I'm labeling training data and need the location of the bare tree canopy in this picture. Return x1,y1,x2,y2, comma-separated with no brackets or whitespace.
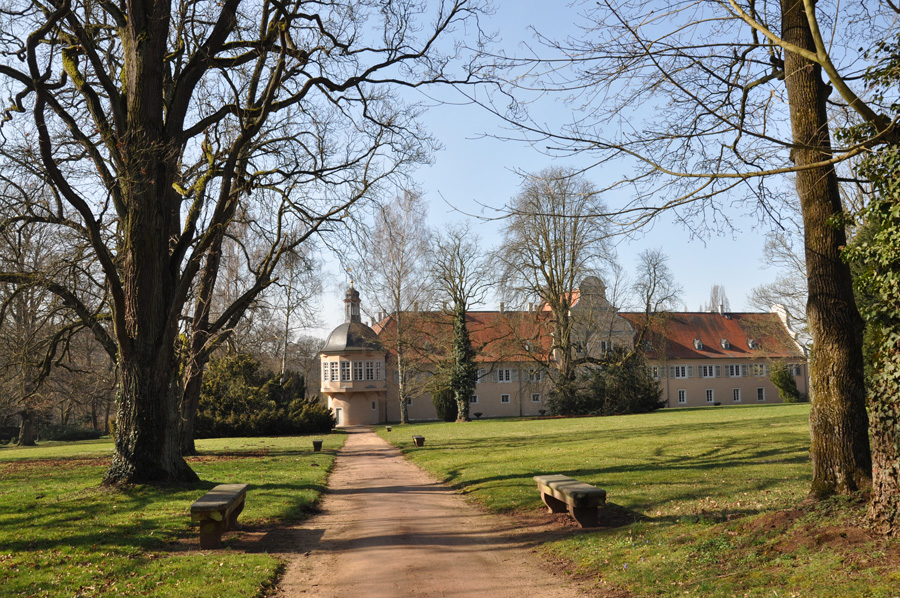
482,0,887,498
0,0,486,483
352,189,434,423
430,223,491,420
496,166,614,403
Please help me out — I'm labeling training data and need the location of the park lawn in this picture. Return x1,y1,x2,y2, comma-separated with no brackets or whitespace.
382,404,900,598
0,433,344,598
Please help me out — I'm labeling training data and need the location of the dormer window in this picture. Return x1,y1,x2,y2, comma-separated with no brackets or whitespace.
720,338,730,350
693,338,703,350
747,338,758,349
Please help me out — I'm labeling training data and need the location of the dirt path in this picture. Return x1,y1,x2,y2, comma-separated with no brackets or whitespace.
267,427,598,598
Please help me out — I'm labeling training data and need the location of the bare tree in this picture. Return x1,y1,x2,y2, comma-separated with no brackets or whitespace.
0,0,486,483
632,249,682,316
704,284,731,313
483,0,896,498
749,229,810,350
178,236,320,455
430,223,492,421
495,166,614,405
352,190,434,424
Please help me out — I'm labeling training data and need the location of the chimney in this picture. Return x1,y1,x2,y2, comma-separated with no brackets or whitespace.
719,302,724,315
499,302,505,313
414,302,419,312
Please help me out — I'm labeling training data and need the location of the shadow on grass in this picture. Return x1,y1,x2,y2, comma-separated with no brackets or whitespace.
401,424,810,522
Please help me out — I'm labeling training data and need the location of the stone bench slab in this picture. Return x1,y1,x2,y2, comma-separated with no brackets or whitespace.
190,483,248,549
534,474,606,528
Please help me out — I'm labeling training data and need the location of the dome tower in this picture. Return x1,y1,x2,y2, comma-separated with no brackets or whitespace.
320,286,387,425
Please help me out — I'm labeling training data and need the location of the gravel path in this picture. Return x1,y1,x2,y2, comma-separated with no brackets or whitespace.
268,426,598,598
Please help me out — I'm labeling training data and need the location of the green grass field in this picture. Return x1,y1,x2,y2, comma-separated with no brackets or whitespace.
382,404,900,597
0,434,344,598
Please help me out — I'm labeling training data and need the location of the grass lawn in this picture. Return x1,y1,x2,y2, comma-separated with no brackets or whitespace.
0,433,344,598
381,404,900,598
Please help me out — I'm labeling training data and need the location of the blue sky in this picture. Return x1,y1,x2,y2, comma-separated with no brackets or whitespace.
310,1,784,337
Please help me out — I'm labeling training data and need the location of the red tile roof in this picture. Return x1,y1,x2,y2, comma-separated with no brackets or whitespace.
618,312,804,360
373,310,554,363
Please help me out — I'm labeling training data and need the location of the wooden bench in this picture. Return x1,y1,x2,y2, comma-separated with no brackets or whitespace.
533,474,606,528
190,483,249,549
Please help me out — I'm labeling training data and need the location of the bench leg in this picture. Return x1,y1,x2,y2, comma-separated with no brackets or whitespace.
569,505,599,528
198,518,226,549
541,491,568,514
226,498,245,531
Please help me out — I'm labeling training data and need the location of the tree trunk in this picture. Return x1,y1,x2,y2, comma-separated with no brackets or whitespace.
103,3,197,484
179,351,208,456
17,409,36,446
398,353,410,424
868,350,900,535
106,357,197,484
781,0,871,497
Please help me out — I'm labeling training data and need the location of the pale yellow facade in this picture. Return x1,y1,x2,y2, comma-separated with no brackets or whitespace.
383,363,554,422
321,351,388,425
649,359,809,408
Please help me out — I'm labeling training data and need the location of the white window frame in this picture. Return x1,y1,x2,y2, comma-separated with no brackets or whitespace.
733,388,742,403
728,364,742,378
500,394,511,404
701,365,721,378
469,395,478,404
353,361,364,381
498,368,513,383
375,361,384,381
706,389,714,403
757,387,765,402
330,362,339,382
651,366,661,379
531,393,541,403
322,361,329,382
340,361,351,382
528,368,543,382
672,365,689,379
677,389,687,404
365,361,375,381
477,368,486,384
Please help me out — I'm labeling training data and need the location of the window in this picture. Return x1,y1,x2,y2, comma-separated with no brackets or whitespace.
477,368,486,384
651,366,661,379
706,390,714,403
677,389,687,404
375,361,384,381
500,394,511,403
733,388,741,402
469,395,478,404
330,362,339,382
531,393,541,402
750,364,769,377
700,365,719,378
365,361,375,381
790,364,803,376
757,387,765,402
528,368,543,382
353,361,364,381
371,401,377,410
670,365,692,379
322,361,329,382
600,340,612,354
497,368,513,383
341,361,351,382
728,364,742,378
